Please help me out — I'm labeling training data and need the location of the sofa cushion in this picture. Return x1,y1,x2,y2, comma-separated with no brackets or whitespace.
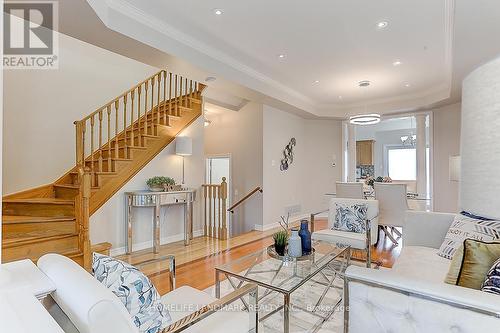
161,286,250,333
482,258,500,295
333,202,368,233
312,229,377,250
437,214,500,259
457,240,500,290
445,243,465,285
392,246,450,283
92,253,171,333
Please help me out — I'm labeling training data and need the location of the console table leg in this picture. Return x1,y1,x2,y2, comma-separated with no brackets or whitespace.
153,200,161,253
126,195,133,254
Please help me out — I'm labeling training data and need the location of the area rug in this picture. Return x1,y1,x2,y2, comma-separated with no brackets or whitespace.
204,258,380,333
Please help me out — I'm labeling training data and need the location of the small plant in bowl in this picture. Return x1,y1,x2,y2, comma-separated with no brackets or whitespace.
273,230,288,256
146,176,175,192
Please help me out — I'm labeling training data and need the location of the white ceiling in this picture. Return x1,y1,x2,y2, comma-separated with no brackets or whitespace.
84,0,500,118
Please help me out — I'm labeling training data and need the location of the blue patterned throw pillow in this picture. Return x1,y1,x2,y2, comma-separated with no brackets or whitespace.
92,253,172,333
333,203,368,233
482,258,500,295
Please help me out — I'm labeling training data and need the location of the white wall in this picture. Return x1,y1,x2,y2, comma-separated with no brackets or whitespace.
303,120,343,214
204,102,263,234
3,29,157,194
461,56,500,219
432,103,461,213
91,118,205,255
262,105,342,229
263,106,305,228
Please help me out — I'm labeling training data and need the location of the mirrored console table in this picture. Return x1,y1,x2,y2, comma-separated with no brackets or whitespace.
125,189,196,254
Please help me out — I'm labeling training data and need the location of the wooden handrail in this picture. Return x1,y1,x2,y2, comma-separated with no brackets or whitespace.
72,69,203,264
73,69,203,175
228,187,262,213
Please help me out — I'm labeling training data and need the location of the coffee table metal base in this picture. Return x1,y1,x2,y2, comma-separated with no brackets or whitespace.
215,247,351,333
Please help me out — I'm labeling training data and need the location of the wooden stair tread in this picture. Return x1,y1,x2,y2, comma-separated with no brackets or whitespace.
3,230,78,244
3,198,74,204
2,215,75,224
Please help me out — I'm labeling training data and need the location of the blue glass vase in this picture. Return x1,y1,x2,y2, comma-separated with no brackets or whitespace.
298,220,312,254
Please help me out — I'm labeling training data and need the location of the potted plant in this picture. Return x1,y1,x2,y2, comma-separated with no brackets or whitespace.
146,176,175,192
273,230,288,256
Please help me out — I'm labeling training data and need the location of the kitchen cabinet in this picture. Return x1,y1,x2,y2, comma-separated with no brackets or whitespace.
356,140,374,166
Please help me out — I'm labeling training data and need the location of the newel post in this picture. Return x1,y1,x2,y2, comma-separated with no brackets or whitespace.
78,166,92,271
220,177,228,240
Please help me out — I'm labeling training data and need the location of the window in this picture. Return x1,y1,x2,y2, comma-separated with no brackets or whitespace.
388,148,416,180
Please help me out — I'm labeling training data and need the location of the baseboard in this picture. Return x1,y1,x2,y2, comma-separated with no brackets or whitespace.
254,214,310,231
110,229,204,256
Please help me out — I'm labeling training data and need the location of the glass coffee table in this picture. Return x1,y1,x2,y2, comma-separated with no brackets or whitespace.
215,241,351,333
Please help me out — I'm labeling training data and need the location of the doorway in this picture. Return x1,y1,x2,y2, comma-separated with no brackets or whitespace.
205,155,232,235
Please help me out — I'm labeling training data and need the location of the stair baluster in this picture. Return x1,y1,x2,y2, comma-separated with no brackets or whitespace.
150,77,155,133
106,105,111,170
123,95,128,146
90,115,95,186
144,80,149,136
98,110,103,173
130,91,135,146
156,74,161,128
114,100,119,161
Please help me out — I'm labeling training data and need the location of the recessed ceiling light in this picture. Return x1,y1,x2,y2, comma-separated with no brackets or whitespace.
205,76,217,82
278,54,286,59
313,80,320,83
404,83,411,87
393,60,402,66
214,9,223,15
376,21,389,29
338,95,343,100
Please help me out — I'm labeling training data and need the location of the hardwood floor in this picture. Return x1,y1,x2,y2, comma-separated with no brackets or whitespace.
125,219,402,295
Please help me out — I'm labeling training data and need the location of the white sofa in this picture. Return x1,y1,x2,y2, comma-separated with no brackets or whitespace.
344,211,500,333
37,254,257,333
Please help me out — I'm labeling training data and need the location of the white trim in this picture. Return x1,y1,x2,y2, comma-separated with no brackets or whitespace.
254,214,310,231
109,229,204,256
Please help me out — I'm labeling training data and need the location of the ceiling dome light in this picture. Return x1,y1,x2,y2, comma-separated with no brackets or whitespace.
377,21,388,29
214,9,223,15
404,83,411,87
358,80,371,87
278,54,286,59
205,76,217,82
393,60,402,66
313,80,320,83
349,114,381,125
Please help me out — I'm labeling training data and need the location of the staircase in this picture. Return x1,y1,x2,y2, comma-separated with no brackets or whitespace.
2,70,206,269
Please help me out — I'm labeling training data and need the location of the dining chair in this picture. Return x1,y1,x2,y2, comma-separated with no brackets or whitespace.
336,182,364,199
374,183,408,245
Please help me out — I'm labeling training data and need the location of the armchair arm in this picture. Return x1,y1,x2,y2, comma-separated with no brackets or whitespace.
161,283,258,333
344,266,500,332
403,211,455,248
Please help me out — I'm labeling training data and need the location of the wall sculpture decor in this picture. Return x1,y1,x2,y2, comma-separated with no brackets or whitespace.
280,138,296,171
